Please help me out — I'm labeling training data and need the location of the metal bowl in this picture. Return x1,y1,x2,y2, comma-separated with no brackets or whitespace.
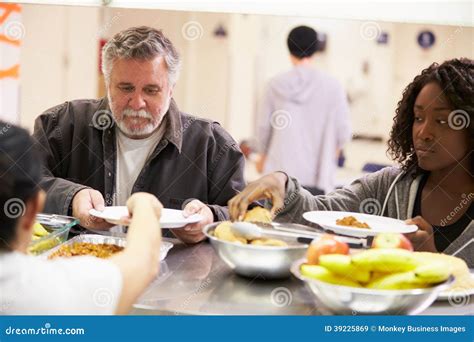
291,258,454,315
203,222,308,279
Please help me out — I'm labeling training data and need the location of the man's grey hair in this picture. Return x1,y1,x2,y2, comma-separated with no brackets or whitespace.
101,26,181,85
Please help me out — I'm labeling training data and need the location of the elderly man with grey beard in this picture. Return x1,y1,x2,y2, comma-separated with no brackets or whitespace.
33,26,245,243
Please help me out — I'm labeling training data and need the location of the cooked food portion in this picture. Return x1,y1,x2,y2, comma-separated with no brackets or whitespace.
250,238,288,247
213,221,288,247
243,207,272,224
214,221,247,244
48,242,124,259
336,215,370,229
213,207,288,247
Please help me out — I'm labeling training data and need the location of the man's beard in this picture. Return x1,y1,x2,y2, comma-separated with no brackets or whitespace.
108,93,170,138
116,108,160,138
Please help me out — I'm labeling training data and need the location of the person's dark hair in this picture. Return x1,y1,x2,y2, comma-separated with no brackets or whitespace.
287,26,318,59
387,58,474,175
0,121,42,250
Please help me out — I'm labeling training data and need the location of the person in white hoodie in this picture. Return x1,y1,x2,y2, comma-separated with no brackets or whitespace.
256,25,351,194
0,122,162,314
231,58,473,267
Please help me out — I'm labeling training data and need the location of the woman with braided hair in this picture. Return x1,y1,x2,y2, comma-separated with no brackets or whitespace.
229,58,474,266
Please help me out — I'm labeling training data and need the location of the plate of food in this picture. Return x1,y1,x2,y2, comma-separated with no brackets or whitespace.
89,206,203,228
302,211,418,237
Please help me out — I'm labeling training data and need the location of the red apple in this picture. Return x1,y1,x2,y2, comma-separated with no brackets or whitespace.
307,234,350,265
371,233,413,251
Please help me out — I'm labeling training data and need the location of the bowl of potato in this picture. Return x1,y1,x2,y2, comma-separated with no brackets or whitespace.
203,208,308,279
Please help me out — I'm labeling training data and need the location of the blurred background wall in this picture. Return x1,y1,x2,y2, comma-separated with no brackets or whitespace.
8,3,474,183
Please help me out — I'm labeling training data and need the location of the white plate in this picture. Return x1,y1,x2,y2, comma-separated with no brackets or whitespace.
437,272,474,301
302,211,418,238
89,206,203,229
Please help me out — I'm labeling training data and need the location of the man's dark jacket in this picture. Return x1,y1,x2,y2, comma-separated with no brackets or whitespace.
32,97,245,222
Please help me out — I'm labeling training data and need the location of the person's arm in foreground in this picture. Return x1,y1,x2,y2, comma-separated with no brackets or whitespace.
109,192,162,314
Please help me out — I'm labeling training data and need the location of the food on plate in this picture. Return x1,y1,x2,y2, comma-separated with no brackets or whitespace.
213,221,288,247
243,207,272,224
48,242,124,259
300,241,457,290
372,233,413,251
335,215,370,229
306,234,349,264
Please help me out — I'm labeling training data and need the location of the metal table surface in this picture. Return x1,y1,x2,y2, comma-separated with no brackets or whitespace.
131,239,474,316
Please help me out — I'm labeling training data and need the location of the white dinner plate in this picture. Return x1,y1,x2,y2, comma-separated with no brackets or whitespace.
302,211,418,238
89,206,203,229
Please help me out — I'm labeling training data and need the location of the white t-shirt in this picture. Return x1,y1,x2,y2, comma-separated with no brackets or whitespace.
114,124,166,206
0,251,122,315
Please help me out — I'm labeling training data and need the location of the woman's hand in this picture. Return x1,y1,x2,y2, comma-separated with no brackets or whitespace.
404,216,438,252
126,192,163,220
228,172,288,221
